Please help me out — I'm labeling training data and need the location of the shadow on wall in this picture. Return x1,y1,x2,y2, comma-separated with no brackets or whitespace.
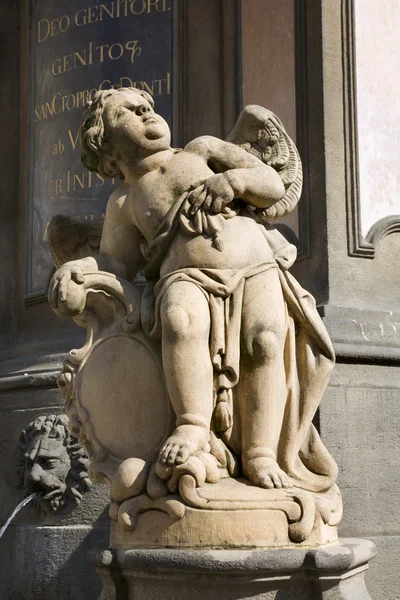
0,508,109,600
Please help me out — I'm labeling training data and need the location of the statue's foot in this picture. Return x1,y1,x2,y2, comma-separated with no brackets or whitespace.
159,425,209,466
243,456,292,489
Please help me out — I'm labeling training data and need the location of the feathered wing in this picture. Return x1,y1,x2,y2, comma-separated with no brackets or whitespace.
48,214,104,269
226,104,302,220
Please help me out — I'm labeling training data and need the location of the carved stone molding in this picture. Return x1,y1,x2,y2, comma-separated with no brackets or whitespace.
321,304,400,363
342,0,400,258
0,353,66,391
89,539,377,600
364,215,400,250
293,0,311,261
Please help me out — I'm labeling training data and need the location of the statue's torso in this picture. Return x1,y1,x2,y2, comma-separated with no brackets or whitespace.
125,149,274,274
160,217,273,275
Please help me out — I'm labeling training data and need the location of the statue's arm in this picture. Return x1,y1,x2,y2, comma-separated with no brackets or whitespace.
49,187,143,309
98,189,144,281
186,136,285,209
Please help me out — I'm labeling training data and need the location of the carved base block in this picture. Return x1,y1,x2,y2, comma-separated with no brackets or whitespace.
111,478,342,549
111,504,338,550
90,539,376,600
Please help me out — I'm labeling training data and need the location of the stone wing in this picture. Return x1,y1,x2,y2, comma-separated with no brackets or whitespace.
226,104,302,220
48,214,104,269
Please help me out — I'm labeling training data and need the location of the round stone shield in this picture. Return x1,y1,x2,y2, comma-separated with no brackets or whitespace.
76,333,172,462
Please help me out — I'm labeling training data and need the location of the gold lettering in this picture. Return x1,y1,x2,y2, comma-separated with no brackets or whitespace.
131,0,146,15
34,72,170,122
73,173,85,190
46,170,118,195
108,43,124,60
66,94,75,110
63,54,72,72
74,2,117,27
99,79,111,90
68,129,80,150
41,0,170,43
59,15,70,33
50,19,58,37
43,221,50,241
125,40,142,64
76,90,84,108
51,58,62,75
88,41,93,64
74,50,87,67
76,213,96,221
37,19,50,43
96,44,108,62
75,8,87,26
38,15,70,43
52,92,61,114
88,6,98,23
142,81,154,95
45,101,55,117
51,39,140,76
154,79,163,95
119,76,133,87
119,0,130,17
99,3,115,20
147,0,160,13
52,139,64,155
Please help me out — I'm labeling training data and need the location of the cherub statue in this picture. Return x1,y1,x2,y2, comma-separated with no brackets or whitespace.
49,87,337,503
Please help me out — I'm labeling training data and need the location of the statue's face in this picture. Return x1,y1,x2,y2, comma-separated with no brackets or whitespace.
103,91,171,159
25,436,70,512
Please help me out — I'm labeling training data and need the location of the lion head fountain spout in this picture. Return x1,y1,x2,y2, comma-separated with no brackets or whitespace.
16,414,91,513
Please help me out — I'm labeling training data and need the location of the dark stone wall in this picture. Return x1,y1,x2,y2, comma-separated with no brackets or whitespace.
0,3,114,599
0,0,20,351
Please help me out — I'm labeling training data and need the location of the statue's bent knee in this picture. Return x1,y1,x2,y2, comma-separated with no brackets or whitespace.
247,329,283,364
163,305,208,342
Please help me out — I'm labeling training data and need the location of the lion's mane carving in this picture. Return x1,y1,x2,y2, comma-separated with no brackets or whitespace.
16,414,91,513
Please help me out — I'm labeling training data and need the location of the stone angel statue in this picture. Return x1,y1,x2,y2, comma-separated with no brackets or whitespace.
48,88,341,548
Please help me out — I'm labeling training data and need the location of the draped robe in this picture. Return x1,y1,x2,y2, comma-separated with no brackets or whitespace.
139,194,338,493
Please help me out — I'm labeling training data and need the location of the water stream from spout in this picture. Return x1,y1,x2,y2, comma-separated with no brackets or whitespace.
0,493,39,541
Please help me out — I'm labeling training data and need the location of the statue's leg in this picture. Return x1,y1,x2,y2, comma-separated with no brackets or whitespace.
239,268,291,489
158,281,213,466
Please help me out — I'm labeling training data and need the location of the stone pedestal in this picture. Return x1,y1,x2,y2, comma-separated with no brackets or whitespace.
90,538,376,600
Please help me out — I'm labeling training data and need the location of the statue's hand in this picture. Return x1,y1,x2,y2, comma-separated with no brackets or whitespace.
187,173,235,216
49,263,84,309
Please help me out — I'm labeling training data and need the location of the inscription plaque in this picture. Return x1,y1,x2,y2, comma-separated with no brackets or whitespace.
26,0,173,302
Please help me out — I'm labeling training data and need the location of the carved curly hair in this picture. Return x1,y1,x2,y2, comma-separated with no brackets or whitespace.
16,414,91,509
80,87,155,179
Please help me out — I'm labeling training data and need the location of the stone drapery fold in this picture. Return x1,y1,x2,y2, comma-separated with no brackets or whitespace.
140,195,337,493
